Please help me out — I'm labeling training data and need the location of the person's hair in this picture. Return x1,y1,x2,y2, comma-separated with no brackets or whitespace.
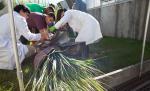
44,6,54,14
47,12,55,21
56,8,67,22
14,4,30,14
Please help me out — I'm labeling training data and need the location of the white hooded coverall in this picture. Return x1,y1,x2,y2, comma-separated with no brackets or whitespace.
0,12,41,70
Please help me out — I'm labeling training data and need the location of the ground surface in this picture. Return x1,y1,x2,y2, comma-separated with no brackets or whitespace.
0,37,150,91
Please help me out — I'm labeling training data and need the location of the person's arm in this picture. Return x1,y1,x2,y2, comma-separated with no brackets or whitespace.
54,11,71,29
34,15,49,40
39,28,49,40
16,17,42,41
48,11,71,33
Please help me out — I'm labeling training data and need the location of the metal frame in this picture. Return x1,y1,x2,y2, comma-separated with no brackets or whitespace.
7,0,25,90
139,0,150,77
5,0,150,90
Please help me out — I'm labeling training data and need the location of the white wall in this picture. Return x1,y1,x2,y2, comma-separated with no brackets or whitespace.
87,0,149,40
86,0,101,9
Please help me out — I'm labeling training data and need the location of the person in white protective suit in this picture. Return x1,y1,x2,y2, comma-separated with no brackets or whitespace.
50,9,103,45
48,9,103,58
0,5,48,70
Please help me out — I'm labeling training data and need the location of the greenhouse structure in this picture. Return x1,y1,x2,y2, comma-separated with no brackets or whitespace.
0,0,150,91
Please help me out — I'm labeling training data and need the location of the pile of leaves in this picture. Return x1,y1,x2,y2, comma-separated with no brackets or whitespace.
26,50,105,91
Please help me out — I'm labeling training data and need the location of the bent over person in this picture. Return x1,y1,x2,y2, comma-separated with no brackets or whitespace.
50,9,102,45
49,10,103,58
0,5,47,70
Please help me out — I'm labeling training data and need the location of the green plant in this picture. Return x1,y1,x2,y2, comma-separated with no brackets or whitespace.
26,50,105,91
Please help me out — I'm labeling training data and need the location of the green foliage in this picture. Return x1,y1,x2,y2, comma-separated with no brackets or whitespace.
89,37,150,72
0,1,5,10
26,50,105,91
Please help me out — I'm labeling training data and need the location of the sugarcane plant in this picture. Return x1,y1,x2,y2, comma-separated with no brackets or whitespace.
26,50,105,91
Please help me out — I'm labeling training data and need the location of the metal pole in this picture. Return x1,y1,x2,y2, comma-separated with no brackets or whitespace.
139,0,150,77
7,0,25,91
45,0,47,7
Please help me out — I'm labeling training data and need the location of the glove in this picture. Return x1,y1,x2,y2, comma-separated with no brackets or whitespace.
48,26,57,33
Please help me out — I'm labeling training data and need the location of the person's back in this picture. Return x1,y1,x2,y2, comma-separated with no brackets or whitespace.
55,9,102,45
0,12,28,69
63,10,98,32
0,13,10,39
0,12,25,45
0,13,11,56
27,12,47,33
68,10,93,19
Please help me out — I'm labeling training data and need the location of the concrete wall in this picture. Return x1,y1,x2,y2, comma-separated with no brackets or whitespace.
87,0,149,40
59,1,70,9
65,0,75,9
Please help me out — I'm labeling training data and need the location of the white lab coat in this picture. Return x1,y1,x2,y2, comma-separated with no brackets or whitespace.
0,12,41,70
55,10,103,45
